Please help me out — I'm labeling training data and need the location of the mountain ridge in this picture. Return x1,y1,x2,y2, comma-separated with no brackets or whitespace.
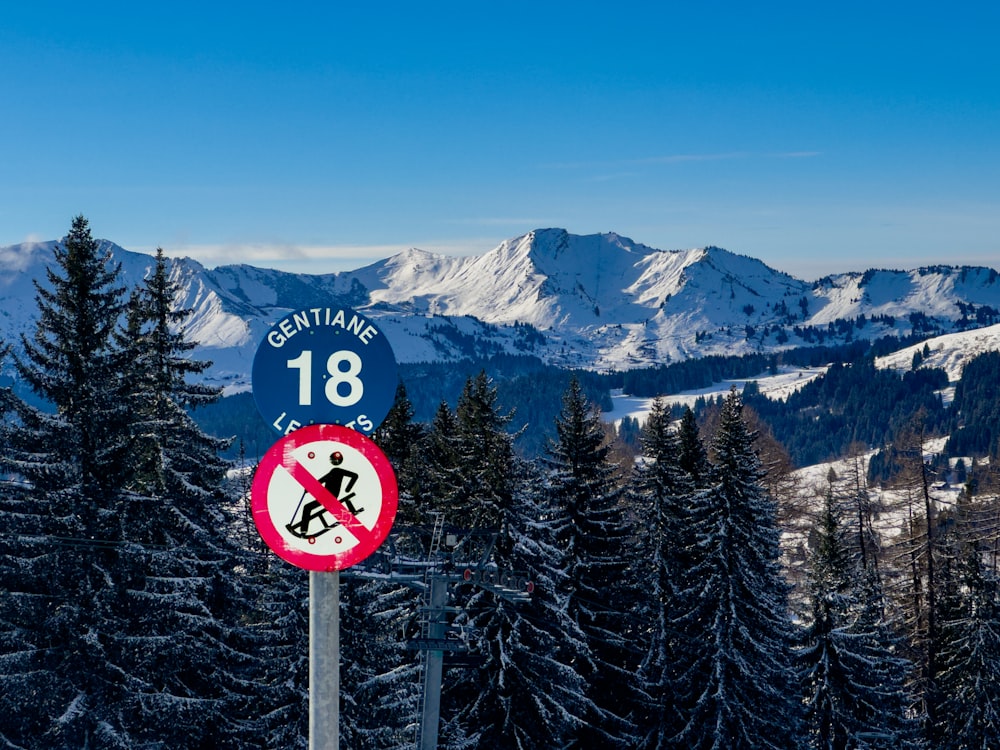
2,228,999,392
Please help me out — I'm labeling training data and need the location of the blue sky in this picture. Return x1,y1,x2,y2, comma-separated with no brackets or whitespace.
2,2,998,279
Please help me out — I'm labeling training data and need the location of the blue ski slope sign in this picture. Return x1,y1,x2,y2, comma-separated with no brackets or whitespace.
252,306,398,435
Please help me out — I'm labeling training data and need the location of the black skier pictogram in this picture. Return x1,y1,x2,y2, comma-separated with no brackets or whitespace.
286,451,363,539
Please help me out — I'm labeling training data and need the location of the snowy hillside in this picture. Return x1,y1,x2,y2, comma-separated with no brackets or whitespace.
875,322,1000,381
607,321,1000,431
2,228,1000,393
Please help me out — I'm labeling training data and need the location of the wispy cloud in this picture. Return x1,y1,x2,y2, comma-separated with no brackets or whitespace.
443,217,553,228
0,235,49,273
151,237,496,273
631,152,752,165
543,151,821,169
154,242,410,271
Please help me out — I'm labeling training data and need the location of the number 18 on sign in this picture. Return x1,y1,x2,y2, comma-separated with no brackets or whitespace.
252,306,398,435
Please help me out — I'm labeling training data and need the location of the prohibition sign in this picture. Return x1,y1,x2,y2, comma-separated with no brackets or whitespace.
251,423,398,571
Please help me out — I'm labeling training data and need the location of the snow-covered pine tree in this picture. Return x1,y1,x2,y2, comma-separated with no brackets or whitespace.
228,552,309,748
432,373,522,749
453,370,517,532
545,378,638,748
801,482,854,748
116,247,224,489
452,459,598,750
798,481,921,749
0,343,58,748
408,400,463,528
339,575,422,750
373,381,426,526
0,216,137,747
111,245,272,746
676,405,711,488
631,397,695,749
373,381,423,472
934,494,1000,749
674,387,803,750
0,226,267,747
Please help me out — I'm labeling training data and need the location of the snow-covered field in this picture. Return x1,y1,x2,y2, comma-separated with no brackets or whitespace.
604,365,827,426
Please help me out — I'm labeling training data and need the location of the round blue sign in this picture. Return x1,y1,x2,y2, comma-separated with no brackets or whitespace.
252,306,398,436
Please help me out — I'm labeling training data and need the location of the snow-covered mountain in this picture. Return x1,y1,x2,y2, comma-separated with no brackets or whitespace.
2,228,1000,393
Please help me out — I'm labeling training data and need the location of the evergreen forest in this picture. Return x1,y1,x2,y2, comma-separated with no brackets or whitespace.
2,217,1000,748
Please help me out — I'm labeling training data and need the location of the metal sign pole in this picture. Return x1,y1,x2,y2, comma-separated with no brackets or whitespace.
310,570,340,750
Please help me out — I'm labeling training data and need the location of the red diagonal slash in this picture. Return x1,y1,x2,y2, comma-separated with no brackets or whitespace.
282,451,370,539
251,424,398,572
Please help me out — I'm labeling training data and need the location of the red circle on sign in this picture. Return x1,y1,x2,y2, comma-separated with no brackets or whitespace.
251,424,398,571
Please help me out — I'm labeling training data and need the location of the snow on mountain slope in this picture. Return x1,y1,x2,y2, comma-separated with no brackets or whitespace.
2,228,999,393
810,266,1000,324
360,229,670,326
351,228,816,369
876,322,1000,381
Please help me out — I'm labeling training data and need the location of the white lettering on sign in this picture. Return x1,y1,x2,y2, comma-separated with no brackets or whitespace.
283,349,367,410
271,410,375,435
272,412,303,435
266,307,380,348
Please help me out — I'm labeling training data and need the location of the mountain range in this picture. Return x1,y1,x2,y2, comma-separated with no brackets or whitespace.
2,227,999,393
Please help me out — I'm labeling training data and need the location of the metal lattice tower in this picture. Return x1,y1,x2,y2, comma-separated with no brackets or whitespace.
344,516,532,750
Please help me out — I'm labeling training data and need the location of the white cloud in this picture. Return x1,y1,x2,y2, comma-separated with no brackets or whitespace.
147,237,495,274
0,236,48,272
150,242,402,270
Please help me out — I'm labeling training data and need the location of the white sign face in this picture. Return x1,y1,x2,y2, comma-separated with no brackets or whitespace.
251,424,398,571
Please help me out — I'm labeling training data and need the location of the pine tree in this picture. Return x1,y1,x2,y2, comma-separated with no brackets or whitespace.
117,246,229,495
935,496,1000,749
545,378,638,748
409,400,463,527
677,405,710,488
0,216,135,747
0,227,260,747
799,483,921,749
454,460,596,750
453,371,517,531
11,216,132,496
674,388,803,750
340,575,421,750
372,381,426,526
632,397,695,749
108,245,259,747
801,484,854,748
433,374,522,748
223,491,310,750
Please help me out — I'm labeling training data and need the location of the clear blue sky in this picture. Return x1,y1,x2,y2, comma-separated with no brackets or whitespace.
2,1,998,279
